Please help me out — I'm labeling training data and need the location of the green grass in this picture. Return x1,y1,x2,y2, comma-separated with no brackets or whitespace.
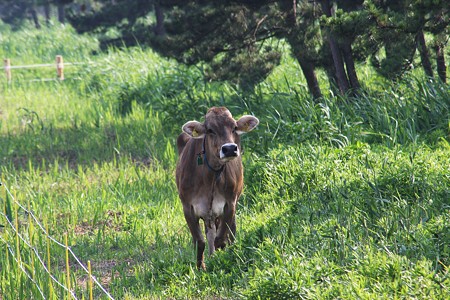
0,23,449,299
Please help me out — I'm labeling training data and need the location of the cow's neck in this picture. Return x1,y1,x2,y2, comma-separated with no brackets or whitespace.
201,137,225,181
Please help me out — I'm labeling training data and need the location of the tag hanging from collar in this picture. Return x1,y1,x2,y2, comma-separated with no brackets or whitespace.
197,153,204,165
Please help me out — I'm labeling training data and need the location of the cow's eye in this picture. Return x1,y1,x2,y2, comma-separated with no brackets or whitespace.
207,129,216,135
232,127,238,134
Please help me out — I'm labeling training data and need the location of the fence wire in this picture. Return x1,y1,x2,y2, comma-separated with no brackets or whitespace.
0,210,78,299
0,234,47,299
0,181,115,300
3,57,95,82
6,62,88,70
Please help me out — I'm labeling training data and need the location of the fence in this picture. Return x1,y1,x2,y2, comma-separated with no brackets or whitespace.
0,179,115,300
3,55,85,82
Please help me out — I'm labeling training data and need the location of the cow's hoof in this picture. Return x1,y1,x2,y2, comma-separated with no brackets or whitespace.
197,261,206,271
214,238,226,250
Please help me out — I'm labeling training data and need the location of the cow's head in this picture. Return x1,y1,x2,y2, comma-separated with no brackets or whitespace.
182,107,259,164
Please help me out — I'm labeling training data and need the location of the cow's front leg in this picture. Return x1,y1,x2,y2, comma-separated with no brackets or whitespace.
215,202,235,249
183,204,206,270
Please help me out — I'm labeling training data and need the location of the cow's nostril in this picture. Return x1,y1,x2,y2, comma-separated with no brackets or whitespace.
221,143,238,157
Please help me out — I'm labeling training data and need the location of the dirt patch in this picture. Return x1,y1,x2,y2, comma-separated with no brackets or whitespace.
73,210,125,236
75,258,135,290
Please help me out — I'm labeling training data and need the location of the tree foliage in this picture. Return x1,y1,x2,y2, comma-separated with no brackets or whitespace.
66,0,449,96
0,0,75,28
67,0,155,46
365,0,449,80
0,0,35,28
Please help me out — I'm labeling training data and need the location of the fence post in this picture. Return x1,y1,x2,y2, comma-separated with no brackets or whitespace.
46,220,54,298
65,233,71,299
56,55,64,80
88,260,93,300
4,58,11,82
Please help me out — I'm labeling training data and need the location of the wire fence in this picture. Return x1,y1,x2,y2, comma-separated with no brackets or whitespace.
3,55,92,82
0,180,115,300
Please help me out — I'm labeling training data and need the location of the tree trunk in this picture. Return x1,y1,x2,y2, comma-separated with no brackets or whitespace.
341,40,360,90
154,2,166,36
416,30,433,78
319,0,349,95
329,35,349,94
298,59,323,100
435,43,446,83
44,1,51,26
57,2,65,24
29,6,41,29
323,64,339,95
282,2,321,100
319,29,340,96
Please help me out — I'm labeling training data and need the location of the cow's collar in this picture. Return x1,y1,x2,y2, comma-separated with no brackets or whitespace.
200,136,224,179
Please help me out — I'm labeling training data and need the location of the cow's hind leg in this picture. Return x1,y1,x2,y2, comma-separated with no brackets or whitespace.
228,215,236,244
205,219,217,256
183,205,206,270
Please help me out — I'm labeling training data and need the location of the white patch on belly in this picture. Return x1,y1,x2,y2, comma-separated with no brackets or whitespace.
212,194,226,217
192,199,206,218
192,194,226,219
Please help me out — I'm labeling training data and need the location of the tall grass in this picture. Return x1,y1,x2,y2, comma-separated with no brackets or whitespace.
0,20,98,84
0,23,449,299
0,21,98,64
77,48,448,152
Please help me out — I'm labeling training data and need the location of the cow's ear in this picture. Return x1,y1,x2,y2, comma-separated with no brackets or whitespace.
236,115,259,135
182,121,206,139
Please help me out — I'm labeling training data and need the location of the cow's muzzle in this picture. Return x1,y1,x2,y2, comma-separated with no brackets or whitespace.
220,143,239,160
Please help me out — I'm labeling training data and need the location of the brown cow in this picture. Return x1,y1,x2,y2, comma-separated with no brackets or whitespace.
176,107,259,269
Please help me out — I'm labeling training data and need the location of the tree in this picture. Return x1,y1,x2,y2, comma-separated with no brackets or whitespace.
319,0,350,94
71,1,371,98
366,0,449,81
67,1,448,98
29,1,41,29
67,0,158,47
156,2,283,91
417,29,433,78
0,0,32,28
0,0,75,28
423,1,449,83
153,1,332,96
68,1,326,97
329,0,367,91
282,1,323,98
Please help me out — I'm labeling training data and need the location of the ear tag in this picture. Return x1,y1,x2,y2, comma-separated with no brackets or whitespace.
192,130,198,137
197,154,203,165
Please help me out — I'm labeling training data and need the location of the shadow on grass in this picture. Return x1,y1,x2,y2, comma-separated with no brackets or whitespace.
209,165,450,274
197,171,449,298
0,119,174,170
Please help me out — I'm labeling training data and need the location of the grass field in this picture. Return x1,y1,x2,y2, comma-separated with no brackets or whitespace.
0,23,449,299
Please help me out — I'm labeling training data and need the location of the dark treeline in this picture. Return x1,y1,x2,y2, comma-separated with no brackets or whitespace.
0,0,71,27
2,0,448,98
